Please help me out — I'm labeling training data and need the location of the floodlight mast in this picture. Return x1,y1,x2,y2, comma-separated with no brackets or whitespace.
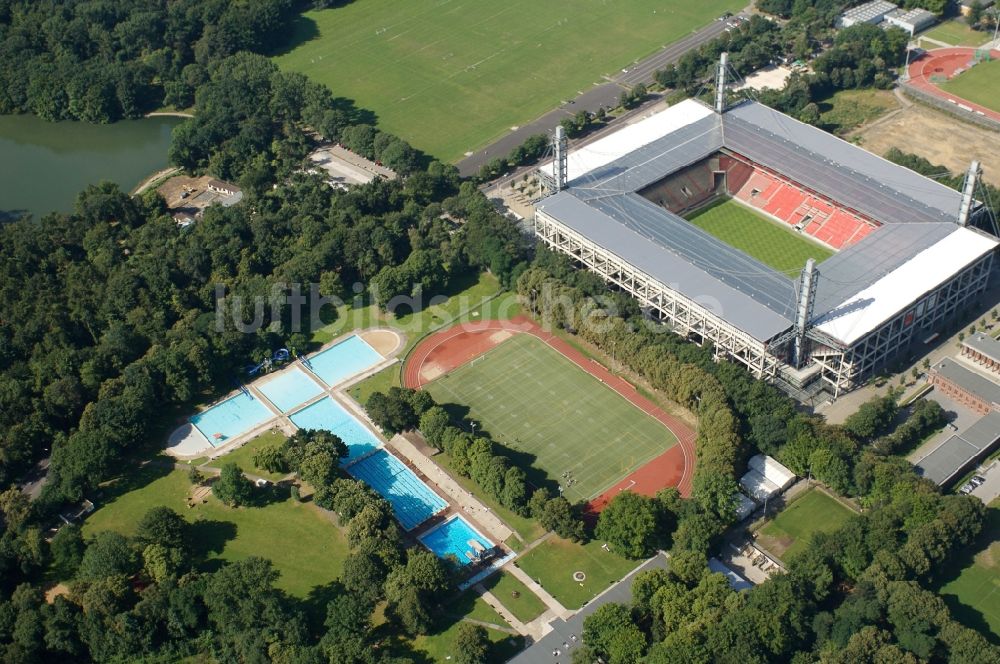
792,258,819,369
957,160,981,228
715,52,729,114
553,125,568,192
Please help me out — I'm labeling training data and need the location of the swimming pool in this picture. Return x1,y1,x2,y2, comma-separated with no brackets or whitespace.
257,367,324,413
346,450,447,530
305,335,383,387
419,515,494,566
191,392,274,446
289,397,383,463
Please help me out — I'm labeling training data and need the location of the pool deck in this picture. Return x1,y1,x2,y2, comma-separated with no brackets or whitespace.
164,328,405,460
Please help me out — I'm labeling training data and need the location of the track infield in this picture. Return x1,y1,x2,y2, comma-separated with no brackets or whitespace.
907,47,1000,123
273,0,744,161
405,318,695,504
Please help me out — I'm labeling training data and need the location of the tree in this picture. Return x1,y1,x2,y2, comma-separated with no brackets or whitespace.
583,603,647,664
50,525,86,580
135,506,187,550
76,531,140,581
341,552,388,605
252,444,288,474
213,463,254,507
452,622,490,664
595,492,665,558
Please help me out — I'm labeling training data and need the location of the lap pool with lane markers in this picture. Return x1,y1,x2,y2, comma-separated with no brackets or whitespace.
305,335,383,387
256,366,324,413
346,450,447,531
289,397,383,464
191,392,274,446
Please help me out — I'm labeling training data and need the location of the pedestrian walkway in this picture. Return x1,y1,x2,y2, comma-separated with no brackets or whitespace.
388,434,514,543
477,587,531,637
505,563,571,620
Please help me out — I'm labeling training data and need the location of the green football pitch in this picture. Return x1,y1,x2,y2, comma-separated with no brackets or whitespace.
424,334,676,503
939,58,1000,115
273,0,744,161
938,499,1000,638
756,488,856,561
686,198,834,273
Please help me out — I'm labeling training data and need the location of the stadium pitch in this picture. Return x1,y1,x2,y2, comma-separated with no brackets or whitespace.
686,198,834,273
273,0,744,161
939,58,1000,115
423,333,677,503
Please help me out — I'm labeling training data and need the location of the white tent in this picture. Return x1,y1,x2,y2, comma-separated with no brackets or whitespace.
748,454,796,491
740,469,782,503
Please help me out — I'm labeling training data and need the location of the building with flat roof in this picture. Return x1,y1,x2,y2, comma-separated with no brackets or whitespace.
960,0,995,17
837,0,898,28
928,357,1000,415
961,332,1000,376
535,92,997,398
884,7,937,35
915,411,1000,485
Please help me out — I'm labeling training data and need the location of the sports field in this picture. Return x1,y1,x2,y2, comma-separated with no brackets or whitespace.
424,334,677,503
755,488,856,561
938,498,1000,638
921,20,993,48
686,198,834,273
940,58,1000,114
273,0,744,161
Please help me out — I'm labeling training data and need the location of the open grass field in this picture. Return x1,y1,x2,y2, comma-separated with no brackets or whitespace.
205,429,289,482
84,466,349,598
755,488,856,561
424,334,676,503
939,58,1000,114
921,20,993,48
273,0,744,161
818,89,898,135
482,571,547,623
515,536,640,610
938,498,1000,639
686,198,834,273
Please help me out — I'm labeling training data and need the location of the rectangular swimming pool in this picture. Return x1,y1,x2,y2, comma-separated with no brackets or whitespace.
346,450,447,531
419,515,494,566
306,335,383,387
191,392,274,446
289,397,382,463
257,367,324,413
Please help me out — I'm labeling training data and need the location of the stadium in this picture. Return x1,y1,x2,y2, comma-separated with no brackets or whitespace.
534,60,999,399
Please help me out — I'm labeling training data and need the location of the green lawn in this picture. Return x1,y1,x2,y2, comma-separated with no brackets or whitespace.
686,198,834,273
204,429,289,482
83,467,349,598
482,571,547,623
938,498,1000,639
273,0,744,161
407,618,523,663
516,536,641,610
425,334,677,503
755,488,857,561
939,58,1000,115
921,20,993,47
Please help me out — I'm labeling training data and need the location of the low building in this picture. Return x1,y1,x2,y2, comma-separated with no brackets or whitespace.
884,7,937,34
959,0,995,17
740,469,782,503
915,410,1000,485
928,357,1000,415
734,492,758,521
961,332,1000,376
708,558,753,590
207,179,241,197
748,454,797,491
837,0,897,28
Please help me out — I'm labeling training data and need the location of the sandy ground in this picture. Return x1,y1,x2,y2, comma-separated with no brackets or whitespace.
45,584,70,604
734,65,793,92
360,328,403,357
851,100,1000,186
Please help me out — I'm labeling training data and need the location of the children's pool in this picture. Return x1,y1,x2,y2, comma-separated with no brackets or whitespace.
346,450,447,531
257,367,324,413
305,335,383,387
418,515,494,565
191,392,274,446
289,397,382,463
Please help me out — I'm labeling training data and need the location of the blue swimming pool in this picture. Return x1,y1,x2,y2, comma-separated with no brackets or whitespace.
191,392,274,446
305,335,383,387
289,397,382,463
419,516,494,566
257,367,324,413
346,450,447,531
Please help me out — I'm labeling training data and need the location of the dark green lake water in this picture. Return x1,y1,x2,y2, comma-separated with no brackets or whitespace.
0,114,183,221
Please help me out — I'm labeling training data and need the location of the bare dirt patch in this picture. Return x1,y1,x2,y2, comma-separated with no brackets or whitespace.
851,102,1000,186
45,583,70,604
360,328,402,357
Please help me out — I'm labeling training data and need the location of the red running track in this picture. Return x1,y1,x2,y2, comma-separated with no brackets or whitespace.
906,47,1000,123
403,317,697,508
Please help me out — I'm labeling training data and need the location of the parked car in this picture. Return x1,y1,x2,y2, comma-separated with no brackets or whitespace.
959,483,974,495
970,475,986,487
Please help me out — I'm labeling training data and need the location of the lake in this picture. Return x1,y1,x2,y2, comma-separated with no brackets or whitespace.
0,114,183,221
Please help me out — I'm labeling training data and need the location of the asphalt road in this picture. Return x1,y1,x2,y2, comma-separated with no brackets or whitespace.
456,15,741,178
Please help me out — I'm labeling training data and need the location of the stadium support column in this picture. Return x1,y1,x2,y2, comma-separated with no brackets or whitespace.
957,160,981,227
553,125,568,192
792,258,819,369
715,52,729,114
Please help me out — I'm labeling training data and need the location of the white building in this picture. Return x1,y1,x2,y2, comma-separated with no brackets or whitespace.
837,0,897,28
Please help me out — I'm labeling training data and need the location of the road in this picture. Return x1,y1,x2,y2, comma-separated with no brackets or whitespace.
456,15,741,178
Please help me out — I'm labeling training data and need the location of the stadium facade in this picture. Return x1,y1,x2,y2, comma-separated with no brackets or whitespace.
534,94,998,398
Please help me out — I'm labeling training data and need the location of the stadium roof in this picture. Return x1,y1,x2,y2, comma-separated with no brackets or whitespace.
914,411,1000,485
537,99,999,344
963,332,1000,364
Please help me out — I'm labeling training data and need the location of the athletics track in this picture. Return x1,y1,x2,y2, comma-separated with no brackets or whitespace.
402,317,697,513
906,46,1000,123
